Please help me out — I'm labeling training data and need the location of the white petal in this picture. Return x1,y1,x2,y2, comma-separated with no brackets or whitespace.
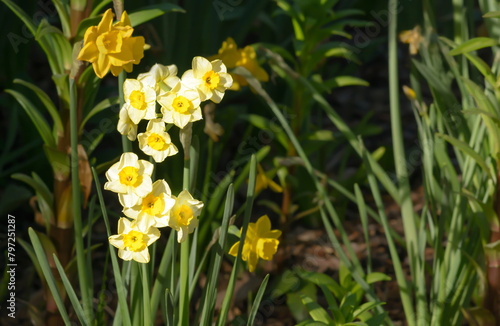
139,160,154,176
123,79,142,99
118,249,134,261
104,180,127,194
192,56,212,78
119,192,141,207
211,89,224,103
133,249,149,263
108,235,124,249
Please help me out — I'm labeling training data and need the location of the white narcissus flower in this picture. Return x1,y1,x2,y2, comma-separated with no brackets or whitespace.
109,217,160,263
181,56,233,103
123,79,157,124
117,107,138,141
167,190,204,243
123,180,176,232
104,152,154,207
137,119,178,162
158,82,202,129
138,63,180,95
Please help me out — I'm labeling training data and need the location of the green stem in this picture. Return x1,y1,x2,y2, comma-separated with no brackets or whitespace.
69,77,93,321
179,157,190,326
388,0,418,324
141,263,152,325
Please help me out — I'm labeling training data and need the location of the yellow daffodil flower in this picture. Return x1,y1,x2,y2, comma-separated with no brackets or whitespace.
158,81,202,129
77,9,145,78
137,119,179,162
167,190,204,243
210,37,269,91
123,79,157,124
253,164,283,194
104,152,154,207
138,63,180,95
117,107,138,141
109,217,160,263
181,56,233,103
399,25,422,55
229,215,281,272
123,179,176,232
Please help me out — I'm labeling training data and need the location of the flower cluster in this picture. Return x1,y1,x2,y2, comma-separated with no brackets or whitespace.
209,37,269,91
117,57,233,161
103,53,232,262
77,9,145,78
105,153,204,263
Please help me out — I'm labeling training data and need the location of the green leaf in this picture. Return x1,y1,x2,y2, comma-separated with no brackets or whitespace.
5,90,55,147
352,301,385,319
128,4,185,27
325,76,369,89
483,11,500,18
365,272,391,284
53,254,90,326
51,0,71,38
241,114,289,150
200,184,235,326
11,173,53,213
80,96,119,133
448,37,498,56
43,145,70,180
14,79,64,135
28,228,71,324
300,293,334,325
163,289,174,326
247,274,270,326
436,133,493,179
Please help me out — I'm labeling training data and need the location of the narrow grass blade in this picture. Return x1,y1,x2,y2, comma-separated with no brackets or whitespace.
53,254,90,326
354,184,371,274
247,274,270,326
28,228,71,325
200,184,234,326
163,289,174,326
150,229,175,317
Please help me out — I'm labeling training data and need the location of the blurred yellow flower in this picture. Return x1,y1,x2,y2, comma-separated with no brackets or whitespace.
210,37,269,91
399,25,422,55
158,81,202,129
402,85,416,101
138,63,180,94
109,217,160,263
123,79,157,124
104,152,154,207
181,56,233,103
137,119,179,162
117,107,138,141
77,9,145,78
253,164,283,194
123,179,176,232
229,215,281,272
167,190,204,243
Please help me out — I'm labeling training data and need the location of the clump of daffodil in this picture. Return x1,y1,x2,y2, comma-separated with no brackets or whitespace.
167,190,204,243
137,119,178,162
77,9,145,78
104,152,154,207
117,107,138,141
109,218,160,263
399,25,422,55
229,215,281,272
253,164,283,194
158,81,202,129
123,179,176,232
138,63,180,95
181,56,233,103
123,79,157,124
210,37,269,91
